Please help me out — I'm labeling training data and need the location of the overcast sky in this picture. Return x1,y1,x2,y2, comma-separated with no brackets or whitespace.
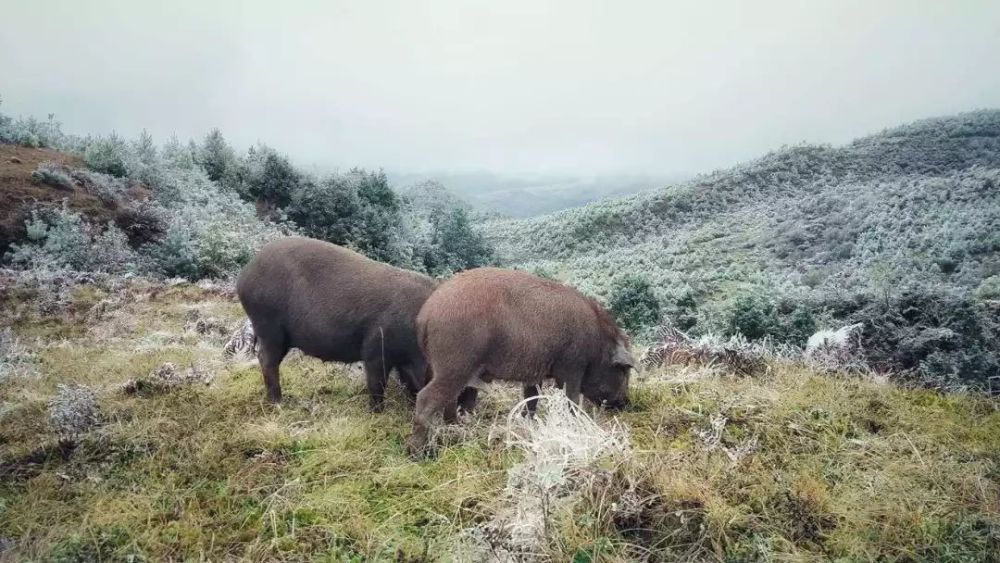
2,0,998,176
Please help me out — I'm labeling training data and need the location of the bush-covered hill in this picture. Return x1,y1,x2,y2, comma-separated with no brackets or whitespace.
487,110,1000,387
0,144,150,256
0,100,497,282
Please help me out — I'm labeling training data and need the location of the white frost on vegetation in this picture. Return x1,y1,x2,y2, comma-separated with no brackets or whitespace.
47,384,100,442
223,318,258,361
467,390,631,560
805,323,870,374
0,328,40,381
805,323,863,355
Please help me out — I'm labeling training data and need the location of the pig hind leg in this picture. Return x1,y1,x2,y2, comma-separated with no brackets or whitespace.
443,387,479,424
363,355,391,412
522,385,540,417
396,363,425,403
254,325,288,403
408,368,473,458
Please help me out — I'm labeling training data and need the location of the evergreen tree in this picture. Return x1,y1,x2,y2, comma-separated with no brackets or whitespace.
198,128,237,185
608,275,661,335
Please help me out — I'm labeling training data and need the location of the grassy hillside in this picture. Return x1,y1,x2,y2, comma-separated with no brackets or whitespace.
2,278,999,561
487,110,1000,386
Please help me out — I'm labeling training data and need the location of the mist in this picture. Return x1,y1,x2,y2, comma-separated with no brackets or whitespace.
1,0,998,177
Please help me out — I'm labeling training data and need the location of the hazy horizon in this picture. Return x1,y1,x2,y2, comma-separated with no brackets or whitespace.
2,0,999,178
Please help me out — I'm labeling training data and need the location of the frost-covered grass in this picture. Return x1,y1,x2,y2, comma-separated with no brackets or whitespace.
1,279,998,561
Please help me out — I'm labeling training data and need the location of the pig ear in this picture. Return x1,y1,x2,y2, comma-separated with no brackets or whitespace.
611,343,636,368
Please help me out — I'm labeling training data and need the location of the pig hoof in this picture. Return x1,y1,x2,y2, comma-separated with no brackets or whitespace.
370,402,385,413
406,439,431,460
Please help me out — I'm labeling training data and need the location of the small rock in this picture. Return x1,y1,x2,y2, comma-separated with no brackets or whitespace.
8,156,23,164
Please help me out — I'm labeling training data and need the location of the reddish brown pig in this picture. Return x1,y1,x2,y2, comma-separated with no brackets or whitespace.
408,267,635,456
236,236,436,409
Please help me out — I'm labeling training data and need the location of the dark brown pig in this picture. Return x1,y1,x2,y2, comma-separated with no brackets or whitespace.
236,236,436,409
408,267,635,456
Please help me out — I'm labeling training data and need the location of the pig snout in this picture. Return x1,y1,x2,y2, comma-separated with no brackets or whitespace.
602,394,630,410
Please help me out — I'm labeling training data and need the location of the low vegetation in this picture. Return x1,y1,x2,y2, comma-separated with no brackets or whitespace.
0,99,497,284
488,110,1000,389
1,278,998,561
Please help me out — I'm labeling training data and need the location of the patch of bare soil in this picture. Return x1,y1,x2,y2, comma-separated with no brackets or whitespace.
0,144,151,255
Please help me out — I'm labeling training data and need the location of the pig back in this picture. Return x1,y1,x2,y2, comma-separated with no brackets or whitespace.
418,268,616,378
238,237,435,362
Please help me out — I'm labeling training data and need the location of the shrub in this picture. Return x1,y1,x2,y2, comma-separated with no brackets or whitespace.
287,175,360,242
196,221,261,278
147,168,287,279
663,291,699,332
849,288,1000,389
804,323,869,374
727,294,779,340
148,227,202,279
8,207,94,270
0,103,67,148
608,275,661,336
404,181,498,274
69,168,129,204
126,129,164,188
414,207,497,275
7,206,140,274
233,144,300,210
0,96,9,136
975,275,1000,301
287,169,412,266
162,135,197,171
530,265,558,280
83,134,129,177
803,286,1000,388
114,200,168,247
437,208,496,270
349,169,411,264
197,128,237,185
89,225,142,274
30,162,76,191
782,306,817,347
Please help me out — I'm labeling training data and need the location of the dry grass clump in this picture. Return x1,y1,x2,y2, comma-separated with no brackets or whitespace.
182,308,231,338
30,161,77,191
120,361,214,396
640,327,777,377
461,391,632,560
804,322,871,375
46,383,100,443
0,327,39,381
